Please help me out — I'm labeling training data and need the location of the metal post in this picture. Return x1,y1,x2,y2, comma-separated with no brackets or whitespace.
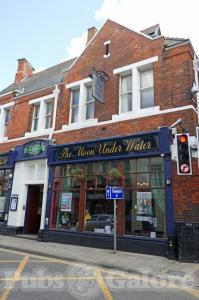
114,198,117,253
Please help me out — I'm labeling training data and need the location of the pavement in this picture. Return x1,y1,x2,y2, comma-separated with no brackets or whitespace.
0,235,198,290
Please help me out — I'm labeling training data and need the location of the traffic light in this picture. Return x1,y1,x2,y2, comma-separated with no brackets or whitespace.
176,133,192,175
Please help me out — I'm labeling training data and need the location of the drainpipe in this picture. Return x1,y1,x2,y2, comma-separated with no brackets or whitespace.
49,84,60,140
193,53,199,124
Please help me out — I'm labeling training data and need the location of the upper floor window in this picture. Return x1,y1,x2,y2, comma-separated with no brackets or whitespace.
32,104,40,131
29,95,55,134
86,85,95,120
113,56,158,115
0,102,14,139
45,101,53,129
3,109,10,137
67,78,96,125
120,74,132,113
71,89,80,123
140,69,154,109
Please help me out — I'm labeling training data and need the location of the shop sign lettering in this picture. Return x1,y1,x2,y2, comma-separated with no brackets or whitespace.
24,140,47,158
54,134,159,163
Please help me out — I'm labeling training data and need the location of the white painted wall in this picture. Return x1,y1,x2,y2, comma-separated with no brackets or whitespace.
8,159,48,230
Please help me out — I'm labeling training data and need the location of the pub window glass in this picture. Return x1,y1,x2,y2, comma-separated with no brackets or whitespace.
71,89,80,123
0,169,11,222
85,85,95,120
125,157,166,238
51,165,80,231
140,69,154,109
120,74,132,113
84,190,114,234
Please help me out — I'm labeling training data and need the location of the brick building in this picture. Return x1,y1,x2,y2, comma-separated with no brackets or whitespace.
0,20,198,258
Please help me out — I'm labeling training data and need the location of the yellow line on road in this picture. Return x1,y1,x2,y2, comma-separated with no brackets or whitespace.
0,248,198,299
0,255,29,300
95,269,113,300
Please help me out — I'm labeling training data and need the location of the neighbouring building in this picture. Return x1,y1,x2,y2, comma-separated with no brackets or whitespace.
0,20,198,259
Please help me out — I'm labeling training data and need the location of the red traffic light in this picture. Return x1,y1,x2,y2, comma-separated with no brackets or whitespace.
179,134,188,144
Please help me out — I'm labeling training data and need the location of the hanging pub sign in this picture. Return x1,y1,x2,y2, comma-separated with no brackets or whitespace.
52,132,160,164
92,71,105,103
91,68,109,104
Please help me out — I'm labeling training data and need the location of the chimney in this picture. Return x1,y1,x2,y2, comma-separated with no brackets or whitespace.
86,27,97,45
15,58,35,83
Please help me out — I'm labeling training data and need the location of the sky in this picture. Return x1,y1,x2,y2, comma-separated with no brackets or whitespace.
0,0,199,91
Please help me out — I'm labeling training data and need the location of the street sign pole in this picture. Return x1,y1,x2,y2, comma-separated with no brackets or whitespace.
105,186,124,254
114,198,117,253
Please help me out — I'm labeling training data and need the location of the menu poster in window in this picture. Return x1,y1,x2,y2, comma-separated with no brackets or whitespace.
61,193,72,212
0,197,5,213
10,196,18,211
136,192,152,221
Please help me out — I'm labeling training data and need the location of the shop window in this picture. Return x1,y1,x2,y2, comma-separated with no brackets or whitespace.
52,190,80,230
96,161,106,188
0,169,11,222
84,191,113,234
140,69,154,109
124,157,166,238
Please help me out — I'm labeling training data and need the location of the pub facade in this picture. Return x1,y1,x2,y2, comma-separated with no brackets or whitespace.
43,127,173,256
0,20,198,258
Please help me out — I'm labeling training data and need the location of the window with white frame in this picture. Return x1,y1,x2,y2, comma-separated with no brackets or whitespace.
85,85,95,120
0,103,14,139
68,80,96,125
120,74,132,113
32,103,40,131
71,89,80,123
140,68,154,109
45,101,53,129
114,56,158,115
3,108,10,137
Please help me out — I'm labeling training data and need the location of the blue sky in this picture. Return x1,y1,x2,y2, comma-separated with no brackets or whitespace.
0,0,102,90
1,0,199,91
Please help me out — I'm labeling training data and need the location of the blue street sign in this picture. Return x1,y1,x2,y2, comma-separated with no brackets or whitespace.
106,186,124,200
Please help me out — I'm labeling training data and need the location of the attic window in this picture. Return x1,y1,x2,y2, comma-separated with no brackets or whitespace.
104,41,110,58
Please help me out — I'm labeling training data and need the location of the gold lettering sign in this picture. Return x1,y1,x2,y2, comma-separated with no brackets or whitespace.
123,139,152,152
55,134,158,162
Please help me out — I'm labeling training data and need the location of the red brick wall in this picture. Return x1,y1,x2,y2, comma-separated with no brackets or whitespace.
172,158,199,222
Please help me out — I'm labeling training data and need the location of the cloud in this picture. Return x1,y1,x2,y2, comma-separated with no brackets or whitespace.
66,31,87,59
95,0,199,54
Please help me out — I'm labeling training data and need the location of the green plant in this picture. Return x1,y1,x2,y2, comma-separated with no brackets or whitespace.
108,167,123,180
69,167,85,180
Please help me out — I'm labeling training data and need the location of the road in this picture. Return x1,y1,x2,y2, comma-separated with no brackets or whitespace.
0,247,198,300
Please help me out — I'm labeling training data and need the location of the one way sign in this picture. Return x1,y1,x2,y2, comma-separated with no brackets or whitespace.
106,186,124,200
